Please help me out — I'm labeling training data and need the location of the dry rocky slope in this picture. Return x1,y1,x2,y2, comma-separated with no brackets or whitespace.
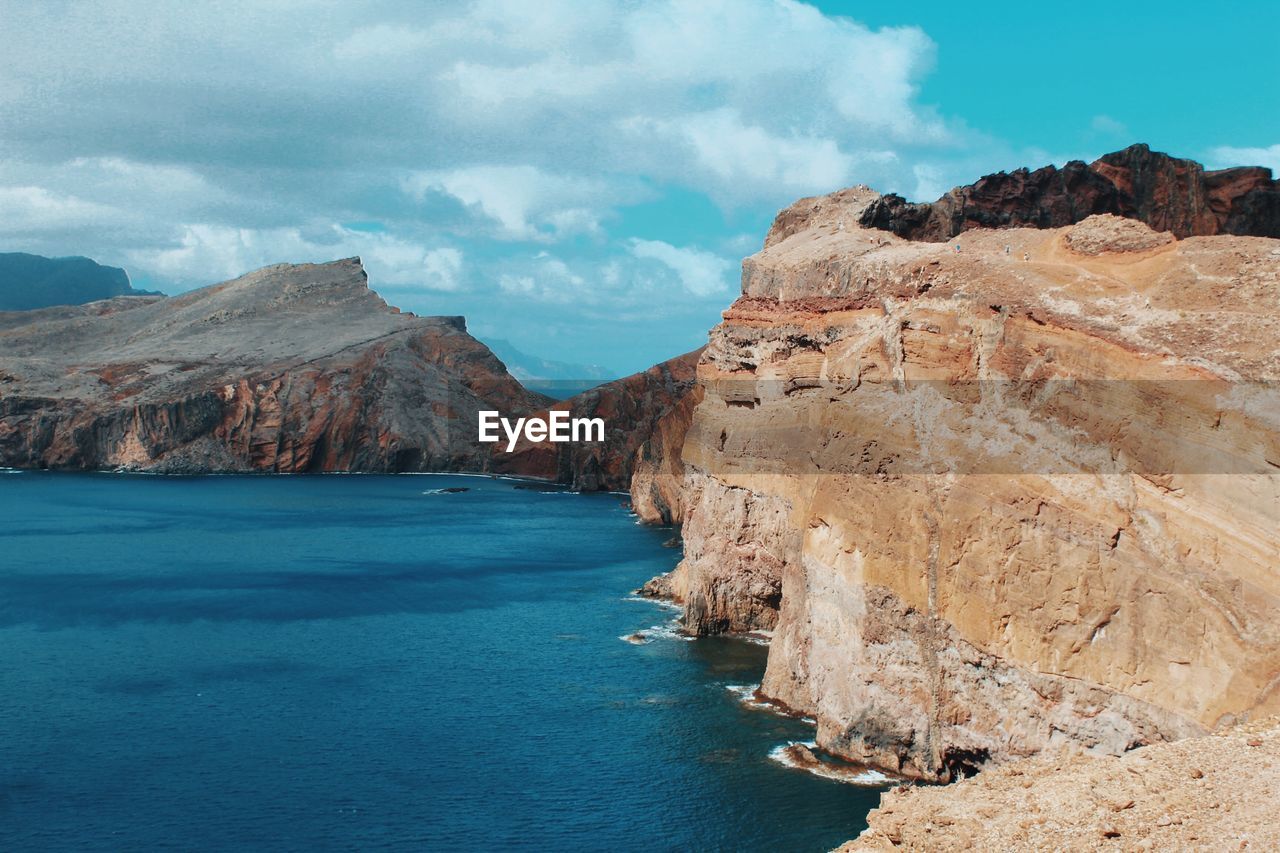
0,258,551,472
653,155,1280,784
493,348,703,523
842,718,1280,851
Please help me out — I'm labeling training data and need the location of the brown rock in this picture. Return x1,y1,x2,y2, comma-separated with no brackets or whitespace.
844,719,1280,851
853,143,1280,242
668,182,1280,782
492,348,703,522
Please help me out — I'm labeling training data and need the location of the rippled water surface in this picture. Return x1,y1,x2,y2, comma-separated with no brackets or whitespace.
0,473,882,851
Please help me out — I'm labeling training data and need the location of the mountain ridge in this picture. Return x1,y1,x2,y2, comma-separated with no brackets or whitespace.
0,258,550,472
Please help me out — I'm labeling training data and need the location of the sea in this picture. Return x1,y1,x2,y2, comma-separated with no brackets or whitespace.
0,472,884,851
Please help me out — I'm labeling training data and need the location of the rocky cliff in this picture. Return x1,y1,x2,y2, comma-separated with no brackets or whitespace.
844,718,1280,851
493,348,703,523
660,187,1280,781
845,144,1280,243
0,258,550,472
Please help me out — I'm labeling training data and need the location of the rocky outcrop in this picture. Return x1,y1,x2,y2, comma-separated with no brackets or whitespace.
843,718,1280,851
493,349,703,522
0,258,550,472
0,252,154,311
847,144,1280,243
663,196,1280,781
627,367,702,524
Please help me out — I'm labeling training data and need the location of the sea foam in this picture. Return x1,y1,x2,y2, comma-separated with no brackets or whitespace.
768,741,892,786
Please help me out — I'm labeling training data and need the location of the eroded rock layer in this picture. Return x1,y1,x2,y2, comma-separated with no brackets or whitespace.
0,258,550,472
666,200,1280,781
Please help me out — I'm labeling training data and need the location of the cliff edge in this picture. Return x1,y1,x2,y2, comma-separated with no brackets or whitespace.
835,144,1280,244
660,158,1280,782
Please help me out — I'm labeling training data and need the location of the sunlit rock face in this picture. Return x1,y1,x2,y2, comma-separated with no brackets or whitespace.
664,187,1280,781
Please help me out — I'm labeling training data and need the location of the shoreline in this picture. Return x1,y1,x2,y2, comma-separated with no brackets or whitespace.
0,468,639,499
0,466,561,483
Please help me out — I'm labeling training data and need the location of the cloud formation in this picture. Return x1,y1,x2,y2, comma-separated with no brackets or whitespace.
0,0,1025,369
1209,144,1280,175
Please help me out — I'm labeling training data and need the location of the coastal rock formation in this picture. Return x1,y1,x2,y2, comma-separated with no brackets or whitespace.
851,144,1280,243
843,718,1280,851
663,192,1280,781
0,258,550,472
493,349,703,522
627,361,703,524
0,252,154,311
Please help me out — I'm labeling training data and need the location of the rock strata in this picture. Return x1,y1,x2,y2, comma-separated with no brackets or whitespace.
661,193,1280,782
0,258,550,472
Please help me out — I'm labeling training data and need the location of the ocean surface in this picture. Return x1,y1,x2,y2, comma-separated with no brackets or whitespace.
0,473,883,851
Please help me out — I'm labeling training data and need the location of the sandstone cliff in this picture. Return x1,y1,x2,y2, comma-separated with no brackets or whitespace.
838,144,1280,244
0,258,550,472
493,348,703,523
662,192,1280,781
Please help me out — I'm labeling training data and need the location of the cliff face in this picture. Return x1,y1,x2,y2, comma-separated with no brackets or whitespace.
0,258,550,472
849,144,1280,243
493,349,703,523
666,196,1280,780
0,252,153,311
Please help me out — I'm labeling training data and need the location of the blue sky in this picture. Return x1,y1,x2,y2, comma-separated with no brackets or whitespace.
1,1,1276,375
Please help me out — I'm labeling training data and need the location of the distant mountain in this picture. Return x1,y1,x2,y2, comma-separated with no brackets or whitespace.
0,252,155,311
482,337,616,398
0,258,551,472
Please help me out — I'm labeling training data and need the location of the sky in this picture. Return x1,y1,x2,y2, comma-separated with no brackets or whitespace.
1,0,1277,375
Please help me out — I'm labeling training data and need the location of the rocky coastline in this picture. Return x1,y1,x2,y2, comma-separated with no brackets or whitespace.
639,150,1280,799
3,144,1278,845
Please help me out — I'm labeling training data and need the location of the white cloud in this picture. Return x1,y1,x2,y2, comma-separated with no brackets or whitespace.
403,165,635,242
0,0,975,368
1209,144,1280,174
1090,115,1129,138
628,239,732,297
625,109,856,200
126,223,464,291
496,253,588,303
417,247,465,291
0,186,123,233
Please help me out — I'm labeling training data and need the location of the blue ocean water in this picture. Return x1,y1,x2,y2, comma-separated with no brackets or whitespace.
0,473,882,851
